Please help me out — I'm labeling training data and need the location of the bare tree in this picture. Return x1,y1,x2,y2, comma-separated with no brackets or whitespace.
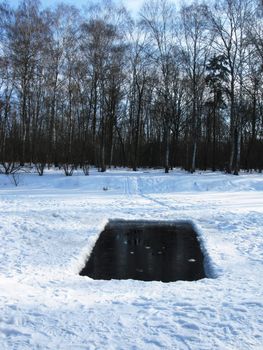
0,0,261,174
140,0,177,173
208,0,256,174
179,2,211,172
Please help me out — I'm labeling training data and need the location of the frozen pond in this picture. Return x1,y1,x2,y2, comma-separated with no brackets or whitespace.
80,220,206,282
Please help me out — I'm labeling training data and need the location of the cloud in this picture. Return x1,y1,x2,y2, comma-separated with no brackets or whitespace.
122,0,144,14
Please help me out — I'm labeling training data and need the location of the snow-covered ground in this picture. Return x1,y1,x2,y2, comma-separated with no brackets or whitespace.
0,168,262,349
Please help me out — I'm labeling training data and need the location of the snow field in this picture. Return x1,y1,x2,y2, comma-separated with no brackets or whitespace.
0,169,262,349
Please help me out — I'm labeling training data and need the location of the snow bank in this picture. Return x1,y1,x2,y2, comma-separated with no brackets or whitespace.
0,168,262,193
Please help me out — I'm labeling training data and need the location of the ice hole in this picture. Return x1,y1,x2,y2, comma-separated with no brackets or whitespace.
80,220,207,282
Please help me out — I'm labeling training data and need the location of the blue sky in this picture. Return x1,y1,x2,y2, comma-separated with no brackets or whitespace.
7,0,191,15
8,0,147,14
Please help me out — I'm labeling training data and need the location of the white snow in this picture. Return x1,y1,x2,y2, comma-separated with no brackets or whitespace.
0,168,262,349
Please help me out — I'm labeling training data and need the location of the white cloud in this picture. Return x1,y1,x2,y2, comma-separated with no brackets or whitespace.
121,0,193,15
122,0,144,14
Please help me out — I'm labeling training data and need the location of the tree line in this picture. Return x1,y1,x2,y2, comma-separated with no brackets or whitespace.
0,0,262,175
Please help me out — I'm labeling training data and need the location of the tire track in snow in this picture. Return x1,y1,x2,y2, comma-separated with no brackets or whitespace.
122,176,168,214
126,176,132,197
136,176,177,210
124,176,140,198
124,174,184,212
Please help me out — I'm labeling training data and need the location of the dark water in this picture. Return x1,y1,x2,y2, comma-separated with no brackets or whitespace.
80,221,206,282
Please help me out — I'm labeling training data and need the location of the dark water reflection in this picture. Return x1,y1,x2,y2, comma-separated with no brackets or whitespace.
80,221,206,282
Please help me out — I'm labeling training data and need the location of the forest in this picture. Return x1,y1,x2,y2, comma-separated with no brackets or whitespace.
0,0,262,175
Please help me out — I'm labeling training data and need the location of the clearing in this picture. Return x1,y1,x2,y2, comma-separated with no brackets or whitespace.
0,169,262,349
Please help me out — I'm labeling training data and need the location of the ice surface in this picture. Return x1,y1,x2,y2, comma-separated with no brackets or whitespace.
0,168,262,349
80,220,207,282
